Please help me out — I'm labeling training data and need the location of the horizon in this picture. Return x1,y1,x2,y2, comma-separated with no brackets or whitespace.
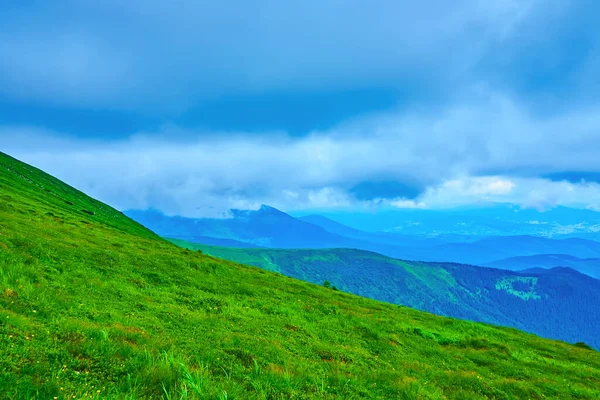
123,201,600,218
122,200,600,240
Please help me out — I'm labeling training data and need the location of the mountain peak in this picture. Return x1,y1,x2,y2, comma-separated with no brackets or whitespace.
258,204,281,213
230,204,289,219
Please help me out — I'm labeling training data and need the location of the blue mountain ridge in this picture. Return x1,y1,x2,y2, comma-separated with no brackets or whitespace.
126,206,600,276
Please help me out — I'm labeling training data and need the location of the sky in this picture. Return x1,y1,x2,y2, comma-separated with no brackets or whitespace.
2,0,600,217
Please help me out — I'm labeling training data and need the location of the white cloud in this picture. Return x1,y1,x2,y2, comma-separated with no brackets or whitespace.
3,89,600,216
388,199,427,209
431,177,515,199
409,176,600,211
527,220,547,225
487,179,515,194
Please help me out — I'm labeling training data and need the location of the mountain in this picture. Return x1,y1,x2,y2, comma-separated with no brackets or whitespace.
298,214,367,238
128,209,600,279
126,208,418,256
172,241,600,349
302,205,600,239
420,235,600,265
486,254,600,279
126,206,356,248
298,214,447,247
7,152,599,397
296,215,600,267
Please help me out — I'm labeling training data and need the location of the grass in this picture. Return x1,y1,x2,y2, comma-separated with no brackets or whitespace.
168,241,600,349
1,151,600,399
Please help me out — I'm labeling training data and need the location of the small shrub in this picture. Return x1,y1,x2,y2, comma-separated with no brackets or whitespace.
574,342,594,351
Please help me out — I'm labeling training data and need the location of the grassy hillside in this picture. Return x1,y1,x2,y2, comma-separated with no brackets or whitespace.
167,242,600,349
1,151,600,399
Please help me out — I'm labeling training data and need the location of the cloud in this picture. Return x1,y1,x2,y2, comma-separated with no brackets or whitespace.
2,0,599,217
412,176,600,211
2,0,598,142
350,180,424,201
0,0,557,114
3,89,600,216
388,199,427,209
543,171,600,184
417,177,516,207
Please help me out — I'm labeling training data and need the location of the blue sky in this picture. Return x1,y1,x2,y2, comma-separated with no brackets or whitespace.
2,0,600,217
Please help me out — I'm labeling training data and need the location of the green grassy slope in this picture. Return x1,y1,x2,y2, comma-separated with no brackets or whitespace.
1,151,600,399
171,243,600,349
167,242,470,314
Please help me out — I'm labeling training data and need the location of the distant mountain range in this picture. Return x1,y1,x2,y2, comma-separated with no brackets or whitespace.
486,254,600,279
419,235,600,265
171,241,600,349
298,214,448,247
297,204,600,239
126,206,353,248
126,206,600,278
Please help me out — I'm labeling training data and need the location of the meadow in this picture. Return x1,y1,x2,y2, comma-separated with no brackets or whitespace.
1,151,599,399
